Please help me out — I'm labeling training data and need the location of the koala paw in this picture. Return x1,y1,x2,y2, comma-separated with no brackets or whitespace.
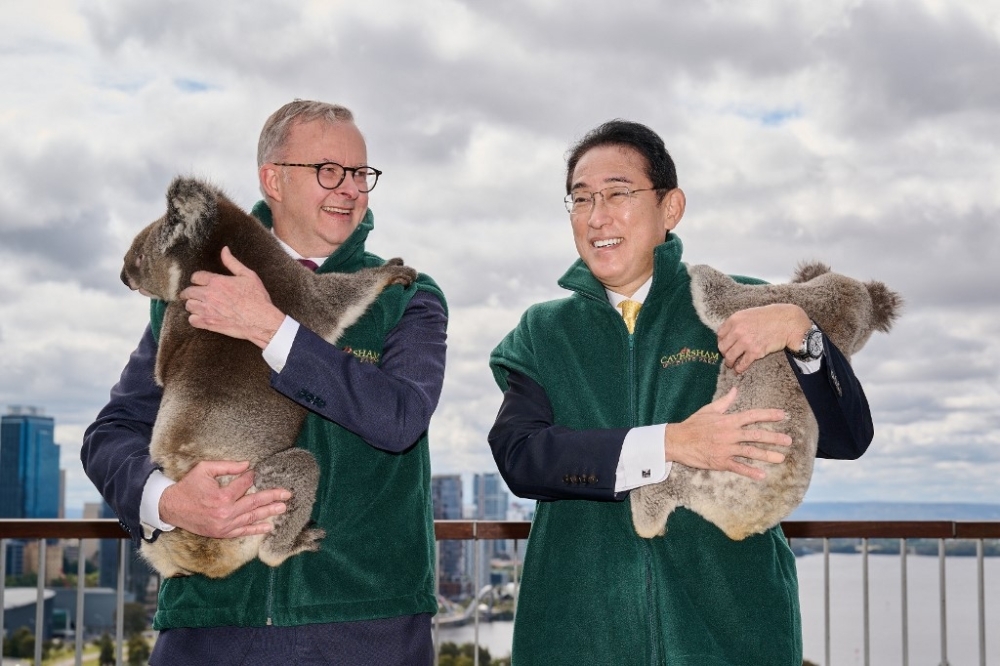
298,527,326,552
384,258,417,287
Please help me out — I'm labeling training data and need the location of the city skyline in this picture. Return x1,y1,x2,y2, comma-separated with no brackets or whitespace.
0,406,62,520
1,1,998,513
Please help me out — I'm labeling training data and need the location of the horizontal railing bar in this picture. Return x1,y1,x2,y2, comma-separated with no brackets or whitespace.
2,519,999,541
954,521,1000,539
0,519,128,539
780,521,959,539
434,520,530,540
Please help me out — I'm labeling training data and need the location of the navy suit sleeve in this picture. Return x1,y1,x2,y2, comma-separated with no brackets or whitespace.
270,290,448,453
81,326,162,543
787,332,874,460
488,369,628,502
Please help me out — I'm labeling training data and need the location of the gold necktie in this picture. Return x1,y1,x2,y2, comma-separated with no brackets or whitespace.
619,300,641,334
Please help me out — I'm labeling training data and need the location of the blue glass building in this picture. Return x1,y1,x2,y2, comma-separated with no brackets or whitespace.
431,474,465,598
0,406,60,519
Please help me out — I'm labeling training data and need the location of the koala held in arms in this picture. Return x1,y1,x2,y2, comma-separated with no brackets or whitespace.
630,262,901,541
120,176,417,578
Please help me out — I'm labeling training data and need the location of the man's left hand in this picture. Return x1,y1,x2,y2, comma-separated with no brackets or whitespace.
180,246,286,348
717,303,811,374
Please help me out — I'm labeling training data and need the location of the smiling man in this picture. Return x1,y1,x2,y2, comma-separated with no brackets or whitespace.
488,120,874,665
83,100,448,665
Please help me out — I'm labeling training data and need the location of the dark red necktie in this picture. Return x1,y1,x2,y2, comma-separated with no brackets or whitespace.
297,259,319,271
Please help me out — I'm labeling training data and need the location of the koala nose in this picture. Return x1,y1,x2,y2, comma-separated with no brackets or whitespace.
120,269,136,290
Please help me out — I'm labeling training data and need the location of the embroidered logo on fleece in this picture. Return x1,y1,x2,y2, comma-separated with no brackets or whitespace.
660,347,720,369
342,346,381,364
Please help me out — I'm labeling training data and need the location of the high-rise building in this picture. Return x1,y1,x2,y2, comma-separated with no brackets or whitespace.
3,538,26,577
473,472,509,556
0,406,60,519
431,474,465,599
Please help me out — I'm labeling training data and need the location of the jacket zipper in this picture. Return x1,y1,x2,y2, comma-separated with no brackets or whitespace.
266,568,276,625
629,313,659,665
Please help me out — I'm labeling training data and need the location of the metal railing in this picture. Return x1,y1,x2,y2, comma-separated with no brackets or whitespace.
2,519,997,666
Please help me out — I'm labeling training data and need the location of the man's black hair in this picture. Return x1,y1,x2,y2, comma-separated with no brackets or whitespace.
565,120,678,200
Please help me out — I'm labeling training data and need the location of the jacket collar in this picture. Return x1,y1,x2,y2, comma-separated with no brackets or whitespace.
250,200,374,273
557,233,686,302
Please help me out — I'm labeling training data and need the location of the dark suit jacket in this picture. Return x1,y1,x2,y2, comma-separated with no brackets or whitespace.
489,332,873,501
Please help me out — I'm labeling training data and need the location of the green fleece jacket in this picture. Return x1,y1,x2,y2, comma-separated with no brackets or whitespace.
490,235,801,666
150,204,444,629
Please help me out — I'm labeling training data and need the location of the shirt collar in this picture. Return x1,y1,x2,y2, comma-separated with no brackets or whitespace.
605,276,652,308
271,230,328,266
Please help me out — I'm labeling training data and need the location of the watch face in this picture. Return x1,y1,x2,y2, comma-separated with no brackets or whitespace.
807,330,823,358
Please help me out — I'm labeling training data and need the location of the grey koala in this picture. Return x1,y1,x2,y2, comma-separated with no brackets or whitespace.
630,262,901,541
120,176,417,578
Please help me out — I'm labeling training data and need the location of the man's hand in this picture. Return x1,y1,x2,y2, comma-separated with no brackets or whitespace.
180,246,286,349
159,460,291,538
664,387,791,480
716,303,812,374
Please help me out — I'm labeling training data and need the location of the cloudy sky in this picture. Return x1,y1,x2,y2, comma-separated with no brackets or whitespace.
2,0,998,514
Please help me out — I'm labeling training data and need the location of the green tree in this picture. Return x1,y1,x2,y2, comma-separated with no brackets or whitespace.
98,632,116,665
122,602,149,636
5,626,34,658
437,641,492,666
128,632,151,665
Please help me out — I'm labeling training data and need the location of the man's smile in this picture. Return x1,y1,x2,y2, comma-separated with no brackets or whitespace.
592,237,623,248
321,205,353,216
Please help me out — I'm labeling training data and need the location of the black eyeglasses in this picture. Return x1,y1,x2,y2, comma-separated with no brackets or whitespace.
273,161,382,192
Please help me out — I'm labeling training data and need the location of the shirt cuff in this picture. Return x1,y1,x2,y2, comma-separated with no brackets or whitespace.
791,336,824,374
140,469,177,534
615,424,671,492
262,316,299,372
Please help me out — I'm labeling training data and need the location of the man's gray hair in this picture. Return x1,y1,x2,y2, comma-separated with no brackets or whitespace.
257,99,355,167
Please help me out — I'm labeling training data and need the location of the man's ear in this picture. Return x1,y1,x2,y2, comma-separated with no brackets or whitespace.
259,164,283,202
661,188,686,232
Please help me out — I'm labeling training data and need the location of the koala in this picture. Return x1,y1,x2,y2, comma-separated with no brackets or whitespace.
629,262,901,541
121,176,417,578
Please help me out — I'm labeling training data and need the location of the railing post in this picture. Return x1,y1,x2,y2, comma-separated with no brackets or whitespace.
35,539,46,665
862,537,870,666
938,538,949,666
76,538,86,666
823,538,830,666
977,539,985,666
433,539,440,666
900,538,908,666
117,539,126,666
473,521,480,666
512,537,519,617
0,538,6,645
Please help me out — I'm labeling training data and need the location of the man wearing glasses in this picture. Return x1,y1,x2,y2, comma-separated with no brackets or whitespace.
83,100,447,665
489,120,872,665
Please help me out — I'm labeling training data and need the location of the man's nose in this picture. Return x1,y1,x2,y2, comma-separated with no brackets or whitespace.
334,175,361,199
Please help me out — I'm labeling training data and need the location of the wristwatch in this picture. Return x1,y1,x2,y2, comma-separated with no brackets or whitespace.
791,323,823,360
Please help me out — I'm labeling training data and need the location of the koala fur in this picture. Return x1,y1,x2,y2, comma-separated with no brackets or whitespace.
629,262,901,541
121,176,417,578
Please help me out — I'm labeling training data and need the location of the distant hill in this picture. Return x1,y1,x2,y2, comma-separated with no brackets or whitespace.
787,502,1000,521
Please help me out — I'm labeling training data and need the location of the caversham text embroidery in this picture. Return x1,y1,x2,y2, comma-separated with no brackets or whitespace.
342,347,381,364
660,347,720,369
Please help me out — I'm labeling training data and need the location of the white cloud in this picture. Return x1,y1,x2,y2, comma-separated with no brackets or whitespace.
2,0,998,513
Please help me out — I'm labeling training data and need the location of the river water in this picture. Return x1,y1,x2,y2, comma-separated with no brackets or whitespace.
437,552,1000,664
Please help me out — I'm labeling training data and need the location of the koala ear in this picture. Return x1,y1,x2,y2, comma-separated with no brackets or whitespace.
158,177,219,251
792,261,831,284
866,280,904,333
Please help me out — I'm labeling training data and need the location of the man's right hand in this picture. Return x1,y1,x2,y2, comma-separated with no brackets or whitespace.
664,387,791,480
158,460,291,538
